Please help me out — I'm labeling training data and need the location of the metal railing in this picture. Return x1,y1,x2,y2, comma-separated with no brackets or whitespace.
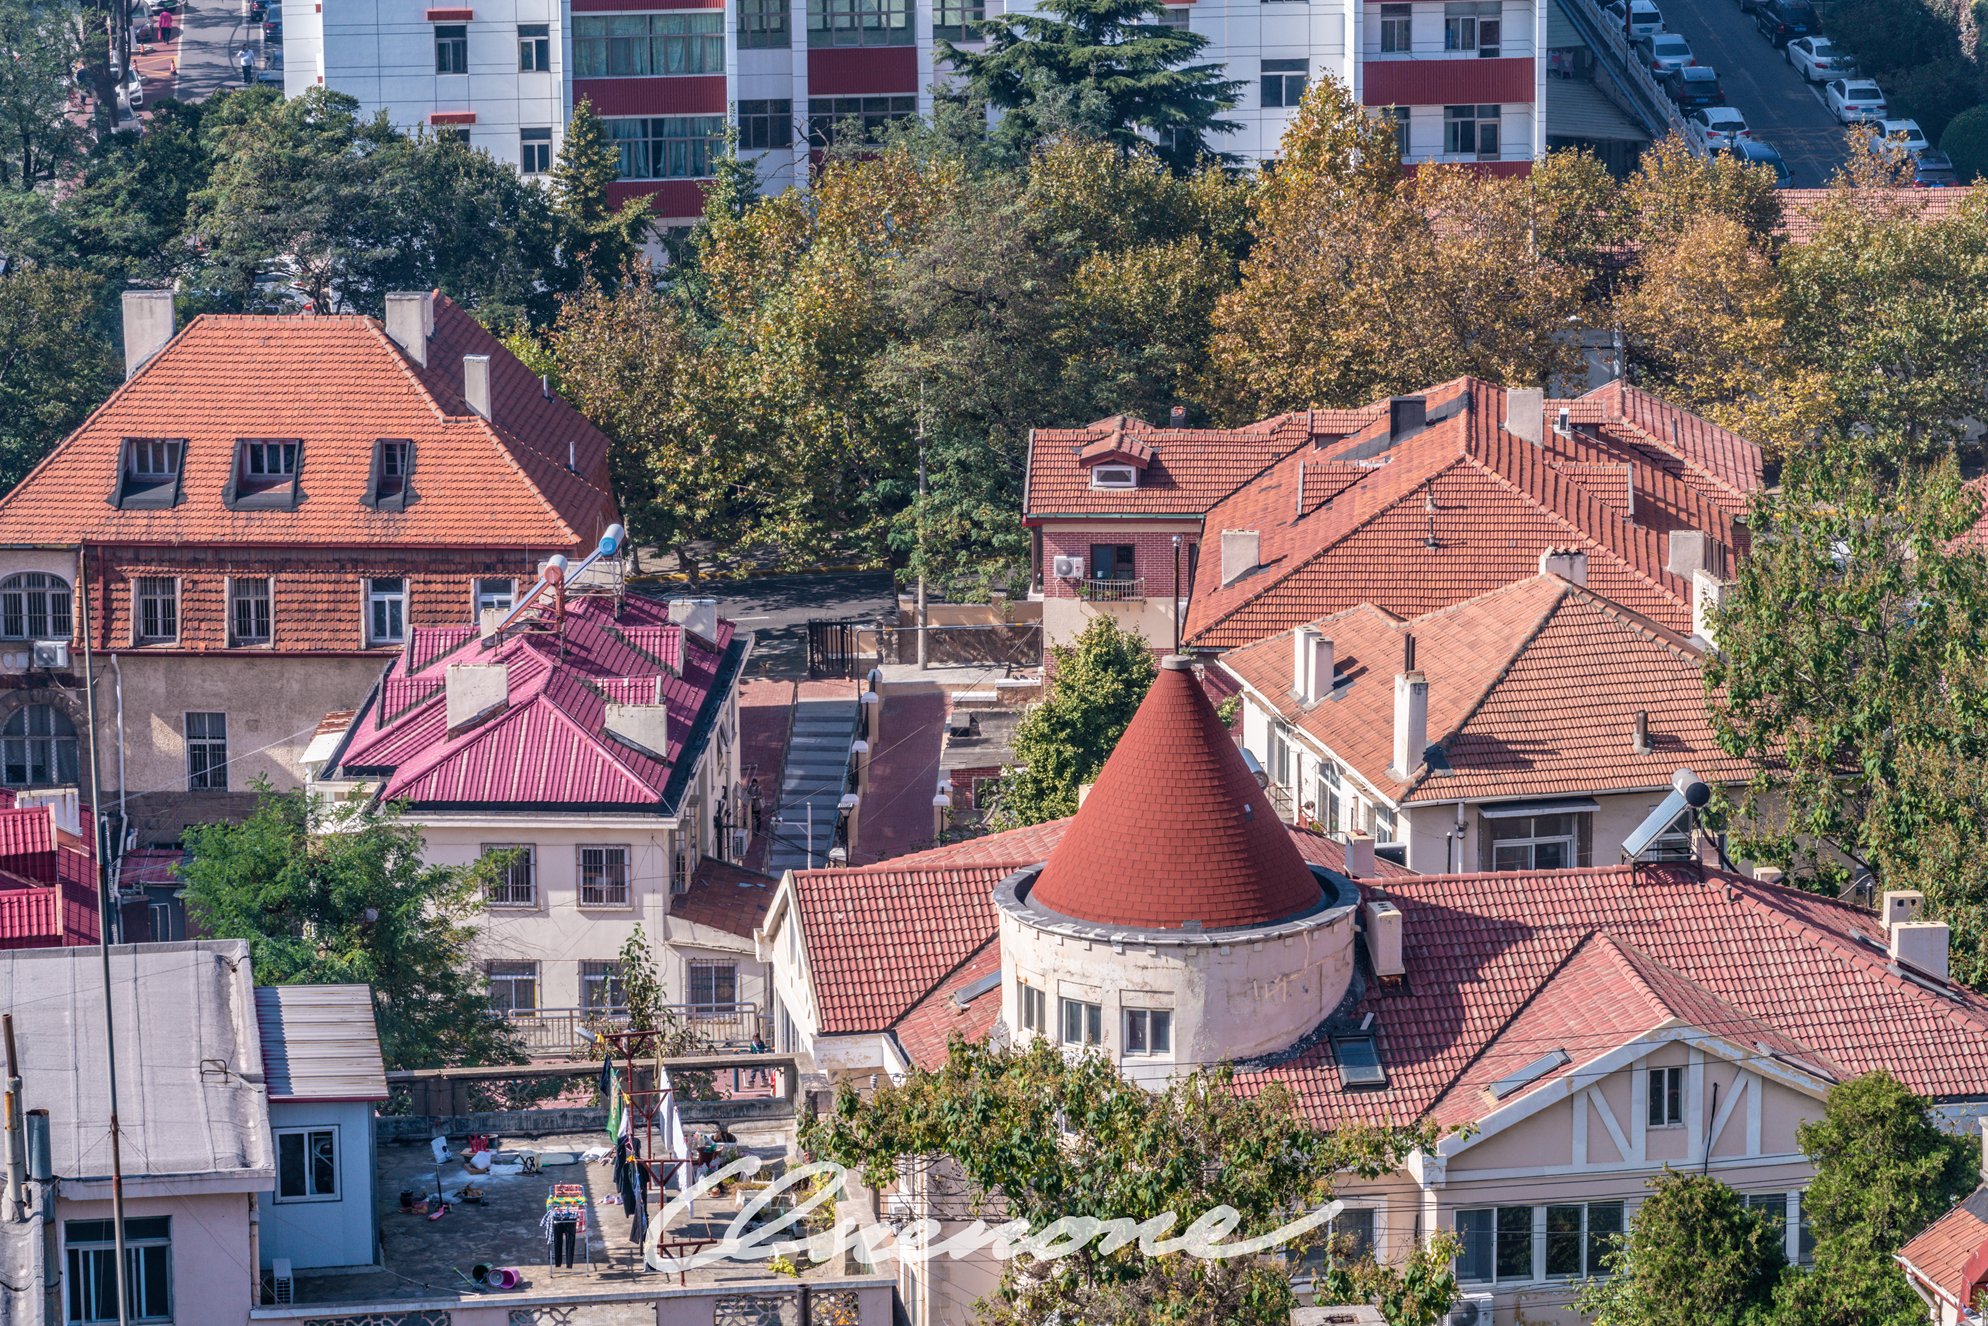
1560,0,1686,140
491,1002,763,1058
1078,577,1146,602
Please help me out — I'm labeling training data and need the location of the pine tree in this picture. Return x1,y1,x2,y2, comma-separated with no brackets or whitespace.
551,98,652,288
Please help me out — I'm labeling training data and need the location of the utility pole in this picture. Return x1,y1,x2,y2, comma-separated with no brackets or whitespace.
76,551,132,1326
915,386,928,672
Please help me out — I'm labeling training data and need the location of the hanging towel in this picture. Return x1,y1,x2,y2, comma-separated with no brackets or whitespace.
604,1065,624,1144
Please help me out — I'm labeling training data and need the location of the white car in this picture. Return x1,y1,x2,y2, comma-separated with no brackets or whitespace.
1825,78,1888,124
1785,36,1851,83
1870,117,1929,155
1643,32,1695,74
1686,106,1751,152
1605,0,1666,38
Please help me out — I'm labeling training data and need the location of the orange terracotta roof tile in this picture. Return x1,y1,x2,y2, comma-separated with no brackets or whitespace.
1899,1188,1988,1310
675,860,779,941
1776,187,1967,244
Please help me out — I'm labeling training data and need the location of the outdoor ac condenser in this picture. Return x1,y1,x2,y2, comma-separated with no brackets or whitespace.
1051,556,1084,579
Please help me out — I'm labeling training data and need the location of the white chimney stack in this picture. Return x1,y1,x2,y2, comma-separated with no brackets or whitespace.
1506,387,1545,446
1364,898,1405,977
1538,547,1588,586
668,597,720,646
445,663,509,731
1692,570,1725,646
1666,530,1710,579
1883,890,1926,930
384,291,434,366
605,698,670,760
1391,671,1429,779
1304,633,1334,703
1220,530,1260,587
462,354,493,421
121,289,176,379
1293,627,1317,698
1890,920,1951,984
1343,833,1376,877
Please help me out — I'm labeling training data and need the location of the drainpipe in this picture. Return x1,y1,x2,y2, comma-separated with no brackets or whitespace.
111,654,126,855
246,1192,261,1308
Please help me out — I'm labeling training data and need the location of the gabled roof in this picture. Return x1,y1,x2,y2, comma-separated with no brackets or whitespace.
1220,574,1749,803
254,985,389,1102
1183,379,1759,649
1898,1187,1988,1313
1235,864,1988,1127
1776,187,1968,244
329,594,742,813
1025,413,1352,520
0,294,617,551
786,816,1392,1037
674,860,779,941
1029,656,1324,930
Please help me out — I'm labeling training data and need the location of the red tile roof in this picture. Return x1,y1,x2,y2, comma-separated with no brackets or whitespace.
1184,379,1757,648
674,860,779,940
0,807,54,863
1026,414,1340,520
1776,188,1968,245
892,941,1002,1071
1237,864,1988,1126
0,294,617,552
1219,575,1750,803
329,594,741,812
1898,1188,1988,1311
1030,657,1324,930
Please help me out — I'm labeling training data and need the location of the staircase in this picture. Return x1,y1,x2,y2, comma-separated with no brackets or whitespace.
766,699,857,874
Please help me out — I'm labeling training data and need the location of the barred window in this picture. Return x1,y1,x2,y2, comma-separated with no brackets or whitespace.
574,13,725,75
186,712,227,791
135,577,178,644
807,0,913,47
606,115,727,180
0,573,71,640
229,577,272,646
482,844,536,906
579,845,631,906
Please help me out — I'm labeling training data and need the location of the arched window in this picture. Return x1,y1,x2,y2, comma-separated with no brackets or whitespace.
0,573,73,641
1,706,78,787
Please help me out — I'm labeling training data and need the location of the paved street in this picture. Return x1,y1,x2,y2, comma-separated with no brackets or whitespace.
1654,0,1847,185
173,0,268,102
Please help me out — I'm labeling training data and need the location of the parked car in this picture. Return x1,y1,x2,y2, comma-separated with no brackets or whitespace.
1640,31,1695,74
1755,0,1819,46
1605,0,1666,38
1663,64,1725,109
1825,78,1887,124
1686,105,1751,152
1913,150,1959,187
1869,117,1929,154
1718,137,1793,187
1785,36,1851,82
121,70,144,112
263,10,282,40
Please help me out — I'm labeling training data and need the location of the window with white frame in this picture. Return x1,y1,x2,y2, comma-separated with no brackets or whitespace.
689,960,738,1010
475,578,516,617
1316,762,1344,838
434,23,468,73
1372,802,1399,844
1294,1205,1377,1278
579,845,631,906
1379,2,1412,50
1060,997,1102,1047
186,712,227,791
1088,464,1138,490
230,577,272,645
235,438,299,494
482,844,536,906
1443,103,1501,157
373,439,412,504
1444,0,1500,54
2,705,77,787
117,438,184,508
574,12,726,74
1545,1201,1622,1277
0,572,71,640
520,126,552,174
1386,105,1411,160
518,21,551,70
1017,981,1046,1034
1261,58,1308,108
487,961,538,1012
1648,1064,1683,1126
275,1127,339,1202
134,576,177,643
367,576,406,646
1485,810,1586,870
1123,1007,1172,1056
65,1217,172,1324
580,959,625,1011
1459,1203,1628,1284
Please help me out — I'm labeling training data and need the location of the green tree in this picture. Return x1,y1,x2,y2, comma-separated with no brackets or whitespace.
802,1036,1441,1326
938,0,1242,171
551,98,653,290
0,266,120,490
60,99,215,287
0,0,86,188
1705,441,1988,901
1314,1232,1462,1326
1575,1170,1785,1326
1768,1072,1978,1326
178,787,519,1070
1941,105,1988,183
991,615,1156,827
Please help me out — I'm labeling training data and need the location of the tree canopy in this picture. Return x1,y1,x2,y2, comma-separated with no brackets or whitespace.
178,788,519,1070
1576,1170,1786,1326
990,614,1157,827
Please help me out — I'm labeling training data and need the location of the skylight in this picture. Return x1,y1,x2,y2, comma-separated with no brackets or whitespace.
1487,1048,1571,1100
1333,1034,1386,1089
952,970,1002,1009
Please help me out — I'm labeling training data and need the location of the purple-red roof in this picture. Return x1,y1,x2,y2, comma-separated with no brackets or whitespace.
330,595,742,811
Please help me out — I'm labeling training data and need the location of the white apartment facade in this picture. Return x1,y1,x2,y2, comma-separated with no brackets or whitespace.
287,0,1549,227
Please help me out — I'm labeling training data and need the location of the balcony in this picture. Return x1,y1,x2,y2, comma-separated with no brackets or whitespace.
492,1002,763,1059
1079,577,1145,603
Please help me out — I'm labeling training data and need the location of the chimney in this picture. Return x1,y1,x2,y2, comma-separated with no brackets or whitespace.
1388,395,1426,442
1168,405,1188,428
1666,530,1710,580
1294,631,1334,704
1506,387,1545,446
1391,670,1429,778
1364,898,1404,977
1890,919,1951,984
445,662,509,732
462,354,493,421
1538,547,1588,586
668,597,720,646
1882,890,1926,931
605,696,669,760
1978,1117,1987,1187
120,289,176,379
1219,530,1260,587
1344,833,1376,877
383,291,434,367
1691,570,1725,645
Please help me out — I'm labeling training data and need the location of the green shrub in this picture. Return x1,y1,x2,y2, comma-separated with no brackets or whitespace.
1942,104,1988,181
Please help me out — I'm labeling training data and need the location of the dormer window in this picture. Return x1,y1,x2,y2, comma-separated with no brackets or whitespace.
226,438,303,510
1090,464,1138,490
113,438,185,509
367,439,413,511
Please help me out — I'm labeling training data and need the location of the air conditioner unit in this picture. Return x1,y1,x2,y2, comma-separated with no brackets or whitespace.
269,1258,295,1306
731,828,750,860
31,640,68,669
1051,556,1084,580
1442,1292,1494,1326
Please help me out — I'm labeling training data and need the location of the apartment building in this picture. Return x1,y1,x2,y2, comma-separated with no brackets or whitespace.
0,289,618,846
287,0,1548,228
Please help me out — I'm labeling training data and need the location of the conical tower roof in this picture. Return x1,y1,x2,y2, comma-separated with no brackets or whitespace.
1027,656,1324,930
